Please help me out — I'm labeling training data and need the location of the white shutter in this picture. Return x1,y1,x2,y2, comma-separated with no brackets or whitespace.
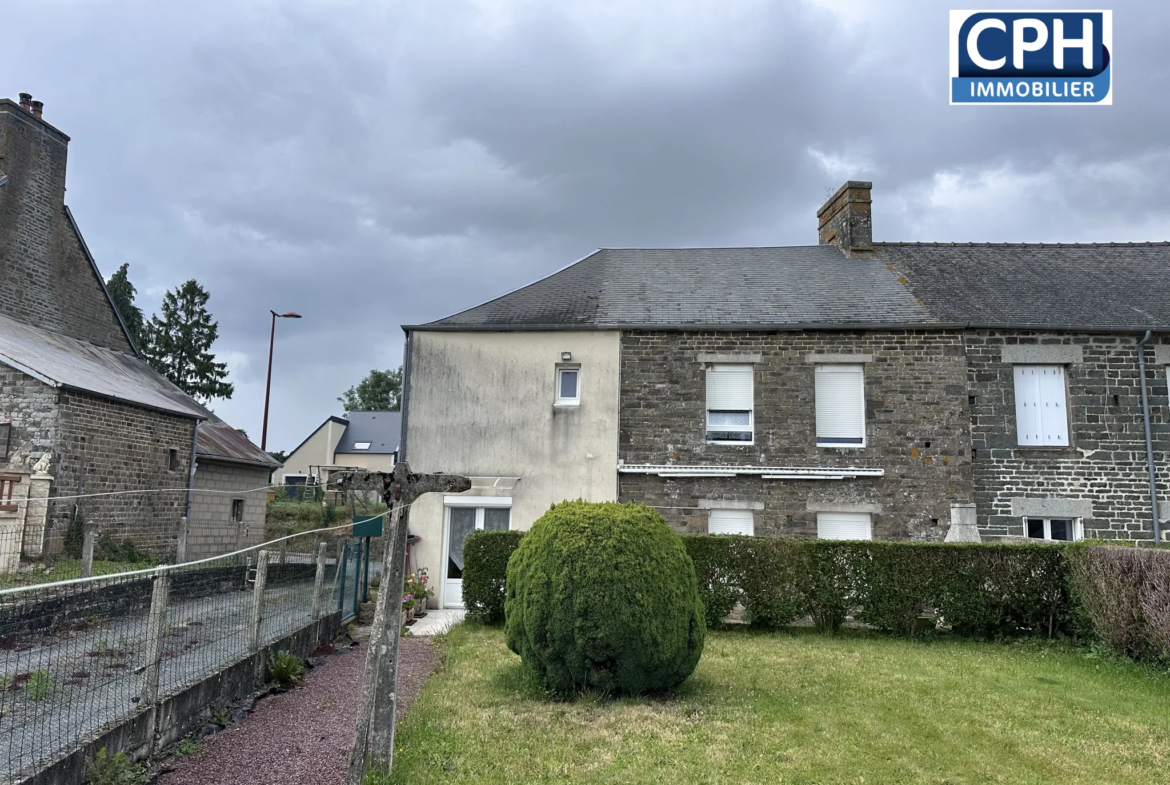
816,512,872,541
708,509,754,536
706,365,754,411
1015,365,1067,446
815,365,865,445
1038,366,1069,445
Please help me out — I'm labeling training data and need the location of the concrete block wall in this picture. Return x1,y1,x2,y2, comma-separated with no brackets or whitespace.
618,330,973,540
966,331,1170,541
188,461,270,558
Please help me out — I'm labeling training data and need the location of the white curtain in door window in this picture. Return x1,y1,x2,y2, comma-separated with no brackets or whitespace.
708,509,754,536
816,512,872,540
815,365,865,445
706,365,754,411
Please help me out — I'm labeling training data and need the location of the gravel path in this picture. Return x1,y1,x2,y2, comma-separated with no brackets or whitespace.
156,638,440,785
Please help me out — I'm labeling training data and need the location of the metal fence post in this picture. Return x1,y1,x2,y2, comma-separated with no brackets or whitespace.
176,516,189,564
142,570,171,706
335,540,348,613
312,542,327,620
80,521,97,578
249,550,269,653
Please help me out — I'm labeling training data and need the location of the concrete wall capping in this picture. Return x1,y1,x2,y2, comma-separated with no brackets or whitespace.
806,501,883,514
696,352,763,364
1010,497,1094,519
1000,344,1084,364
804,353,874,364
698,499,765,511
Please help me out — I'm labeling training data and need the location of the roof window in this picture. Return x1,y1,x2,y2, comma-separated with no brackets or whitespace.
353,442,372,450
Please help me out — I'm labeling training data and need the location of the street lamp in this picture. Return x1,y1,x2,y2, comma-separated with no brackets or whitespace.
261,310,302,451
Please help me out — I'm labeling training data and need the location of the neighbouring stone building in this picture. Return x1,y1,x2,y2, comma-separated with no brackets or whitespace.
0,94,276,568
401,179,1170,609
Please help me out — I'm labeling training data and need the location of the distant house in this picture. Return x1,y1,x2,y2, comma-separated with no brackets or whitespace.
0,93,276,567
278,411,401,490
402,179,1170,609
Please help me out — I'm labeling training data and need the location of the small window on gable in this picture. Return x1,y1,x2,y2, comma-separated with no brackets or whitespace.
1025,517,1082,542
707,509,754,536
1013,365,1069,446
816,364,865,447
0,422,10,461
556,367,580,405
816,512,873,540
706,364,753,443
168,448,180,472
231,499,244,523
353,441,372,450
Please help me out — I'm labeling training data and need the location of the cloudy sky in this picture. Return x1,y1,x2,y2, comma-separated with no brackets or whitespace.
5,0,1168,451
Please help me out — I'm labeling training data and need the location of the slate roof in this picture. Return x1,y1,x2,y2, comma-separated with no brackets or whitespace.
335,411,401,455
0,313,206,418
411,242,1170,332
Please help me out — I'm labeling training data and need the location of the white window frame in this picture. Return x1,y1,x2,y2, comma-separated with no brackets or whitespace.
707,509,754,536
815,364,866,448
555,366,581,406
1013,365,1070,446
816,511,873,540
706,364,754,444
1024,517,1083,542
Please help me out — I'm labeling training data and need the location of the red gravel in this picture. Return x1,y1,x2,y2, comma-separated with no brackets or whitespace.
156,638,440,785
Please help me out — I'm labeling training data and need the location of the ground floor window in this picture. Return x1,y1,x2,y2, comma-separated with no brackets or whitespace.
446,504,511,580
1025,517,1082,542
707,509,754,536
816,512,873,540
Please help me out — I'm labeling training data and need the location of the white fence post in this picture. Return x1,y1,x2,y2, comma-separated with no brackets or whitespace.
80,522,97,578
249,550,269,653
175,516,189,563
141,570,171,707
312,542,327,620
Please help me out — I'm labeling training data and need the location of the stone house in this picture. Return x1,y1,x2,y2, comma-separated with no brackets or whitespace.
401,179,1169,609
0,94,276,567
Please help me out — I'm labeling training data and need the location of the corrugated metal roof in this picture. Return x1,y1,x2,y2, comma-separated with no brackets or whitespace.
0,313,206,418
196,416,280,468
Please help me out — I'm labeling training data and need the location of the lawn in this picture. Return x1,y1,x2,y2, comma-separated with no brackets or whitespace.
389,623,1170,785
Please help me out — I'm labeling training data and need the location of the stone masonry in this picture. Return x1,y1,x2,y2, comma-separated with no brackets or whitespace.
618,330,973,540
188,461,270,559
0,99,134,352
967,331,1170,542
0,364,59,468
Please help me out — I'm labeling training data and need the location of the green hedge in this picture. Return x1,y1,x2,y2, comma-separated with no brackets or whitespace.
462,530,525,623
682,536,1075,639
1067,544,1170,663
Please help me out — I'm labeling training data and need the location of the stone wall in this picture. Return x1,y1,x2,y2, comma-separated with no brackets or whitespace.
966,331,1170,541
0,101,134,353
618,330,972,540
0,365,59,469
188,460,270,558
50,390,196,557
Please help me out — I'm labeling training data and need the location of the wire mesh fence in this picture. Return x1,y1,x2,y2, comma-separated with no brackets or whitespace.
0,522,372,783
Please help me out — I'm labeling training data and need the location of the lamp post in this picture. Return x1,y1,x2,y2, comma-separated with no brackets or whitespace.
261,310,302,451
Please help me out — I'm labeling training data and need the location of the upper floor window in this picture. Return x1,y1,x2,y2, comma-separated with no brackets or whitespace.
1013,365,1068,446
555,367,580,406
706,364,753,443
1026,517,1082,542
815,364,865,447
168,448,180,472
707,509,754,536
816,511,873,540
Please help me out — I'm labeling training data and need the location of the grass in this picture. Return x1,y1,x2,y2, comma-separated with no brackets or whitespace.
0,558,154,588
388,624,1170,785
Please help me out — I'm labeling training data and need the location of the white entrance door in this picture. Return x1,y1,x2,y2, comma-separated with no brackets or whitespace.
443,503,511,608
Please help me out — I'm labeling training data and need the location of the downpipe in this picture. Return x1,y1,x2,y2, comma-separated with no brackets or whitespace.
1136,331,1161,545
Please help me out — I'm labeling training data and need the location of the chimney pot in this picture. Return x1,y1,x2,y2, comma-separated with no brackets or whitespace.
18,93,33,112
30,100,43,119
817,181,874,259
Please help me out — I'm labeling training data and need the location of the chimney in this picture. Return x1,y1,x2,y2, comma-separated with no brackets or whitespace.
18,93,32,112
30,100,43,119
817,181,874,258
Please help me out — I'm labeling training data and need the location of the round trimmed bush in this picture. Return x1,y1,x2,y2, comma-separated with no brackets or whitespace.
504,500,706,695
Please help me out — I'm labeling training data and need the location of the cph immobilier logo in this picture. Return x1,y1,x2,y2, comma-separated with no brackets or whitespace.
950,10,1112,105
